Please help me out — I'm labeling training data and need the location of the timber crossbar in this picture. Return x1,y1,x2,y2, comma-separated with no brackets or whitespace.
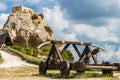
51,40,104,50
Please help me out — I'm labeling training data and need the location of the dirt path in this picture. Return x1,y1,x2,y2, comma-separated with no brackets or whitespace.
0,50,38,68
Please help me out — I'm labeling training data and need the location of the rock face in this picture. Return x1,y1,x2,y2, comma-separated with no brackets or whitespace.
3,5,54,48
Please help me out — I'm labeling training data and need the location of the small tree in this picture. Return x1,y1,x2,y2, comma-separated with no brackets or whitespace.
39,13,44,19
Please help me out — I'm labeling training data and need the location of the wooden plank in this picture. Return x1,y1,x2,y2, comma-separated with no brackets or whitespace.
61,44,70,55
72,44,81,59
51,40,104,50
86,65,117,70
54,44,63,62
51,40,91,45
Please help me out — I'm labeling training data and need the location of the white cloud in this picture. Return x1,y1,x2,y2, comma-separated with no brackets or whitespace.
25,0,40,4
98,44,120,63
42,6,77,41
43,6,68,31
0,2,7,11
71,23,119,43
0,13,9,29
42,5,120,43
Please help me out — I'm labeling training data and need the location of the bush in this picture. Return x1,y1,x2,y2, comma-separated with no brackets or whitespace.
62,50,74,61
39,13,44,19
41,46,51,55
44,26,53,35
25,47,33,55
7,47,41,64
11,46,26,54
31,14,38,20
32,49,39,57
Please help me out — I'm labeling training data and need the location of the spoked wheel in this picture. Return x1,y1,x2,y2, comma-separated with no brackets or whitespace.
60,60,70,77
39,62,47,74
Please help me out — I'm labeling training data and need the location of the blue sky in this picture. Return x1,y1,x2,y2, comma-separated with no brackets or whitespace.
0,0,120,63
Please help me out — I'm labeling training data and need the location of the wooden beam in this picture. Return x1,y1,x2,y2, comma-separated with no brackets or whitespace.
92,55,98,64
51,40,104,50
72,44,81,59
51,40,91,45
86,65,117,70
54,44,63,62
61,44,70,55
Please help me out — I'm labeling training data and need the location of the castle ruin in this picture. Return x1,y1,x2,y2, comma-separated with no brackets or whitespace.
12,5,34,14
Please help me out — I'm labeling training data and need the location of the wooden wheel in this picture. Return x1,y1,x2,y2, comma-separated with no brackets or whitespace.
75,62,85,73
60,60,70,77
39,62,47,74
102,62,113,76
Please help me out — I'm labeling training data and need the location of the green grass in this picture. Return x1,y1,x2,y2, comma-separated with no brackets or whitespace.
0,67,119,80
6,47,45,65
0,53,3,63
39,70,119,79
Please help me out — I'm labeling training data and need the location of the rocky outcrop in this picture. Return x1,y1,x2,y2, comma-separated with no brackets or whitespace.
3,5,54,48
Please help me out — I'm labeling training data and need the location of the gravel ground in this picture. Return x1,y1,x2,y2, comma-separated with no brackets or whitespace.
0,50,37,68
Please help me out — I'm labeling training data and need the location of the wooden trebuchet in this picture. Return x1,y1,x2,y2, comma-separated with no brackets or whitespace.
38,40,119,77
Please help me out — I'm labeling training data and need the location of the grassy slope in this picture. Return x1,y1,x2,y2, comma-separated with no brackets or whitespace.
5,47,44,65
0,53,3,63
1,47,119,79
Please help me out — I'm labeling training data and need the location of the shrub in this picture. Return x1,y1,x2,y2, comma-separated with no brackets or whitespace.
62,50,74,61
39,13,44,19
11,46,26,54
44,26,53,35
32,49,39,57
41,46,51,55
25,47,33,55
31,14,38,20
7,47,41,64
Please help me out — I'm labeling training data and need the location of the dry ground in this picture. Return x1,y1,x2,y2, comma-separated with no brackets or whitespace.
0,50,119,80
0,67,119,80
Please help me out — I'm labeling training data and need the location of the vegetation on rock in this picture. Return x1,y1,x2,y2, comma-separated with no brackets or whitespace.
39,13,44,19
44,26,53,36
31,14,38,20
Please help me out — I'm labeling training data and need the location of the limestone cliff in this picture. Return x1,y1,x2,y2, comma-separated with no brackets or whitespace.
3,5,54,48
